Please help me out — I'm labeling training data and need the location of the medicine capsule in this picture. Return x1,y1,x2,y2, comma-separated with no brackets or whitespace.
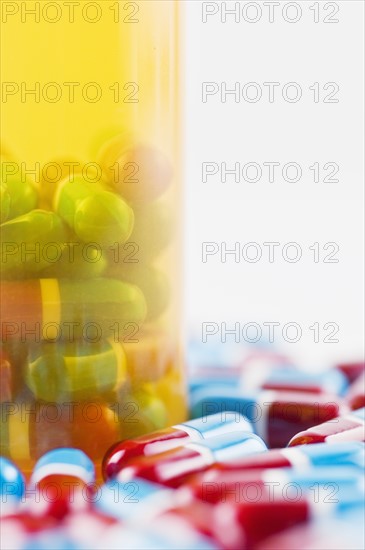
29,448,95,519
106,264,170,321
40,242,106,279
209,441,365,472
113,431,267,488
53,176,134,248
241,366,348,395
25,339,127,402
288,407,365,446
181,465,364,506
1,278,147,343
103,412,253,479
0,182,11,223
335,361,364,384
190,387,349,448
1,210,69,279
1,160,38,221
98,134,173,204
0,402,119,463
0,457,25,514
346,371,365,410
210,479,364,549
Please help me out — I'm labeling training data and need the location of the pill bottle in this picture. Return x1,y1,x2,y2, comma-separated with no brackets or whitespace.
1,0,186,470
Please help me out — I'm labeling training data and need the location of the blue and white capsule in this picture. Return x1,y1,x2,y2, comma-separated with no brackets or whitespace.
0,457,25,514
31,448,95,486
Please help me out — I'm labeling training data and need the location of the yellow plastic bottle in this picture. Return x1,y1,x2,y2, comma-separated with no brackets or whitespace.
0,0,186,470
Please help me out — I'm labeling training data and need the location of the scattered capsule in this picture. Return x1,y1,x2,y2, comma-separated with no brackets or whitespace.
190,387,349,448
103,412,253,479
99,134,173,204
241,366,348,396
25,339,127,402
113,431,267,488
181,465,364,506
1,210,69,279
208,441,365,472
346,371,365,410
1,278,147,343
53,176,134,247
1,158,38,220
0,402,119,463
189,354,294,395
0,457,25,514
335,361,365,384
212,485,364,550
29,448,95,518
288,407,365,446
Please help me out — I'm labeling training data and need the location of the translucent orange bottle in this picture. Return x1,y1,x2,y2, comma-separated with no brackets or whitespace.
1,0,186,470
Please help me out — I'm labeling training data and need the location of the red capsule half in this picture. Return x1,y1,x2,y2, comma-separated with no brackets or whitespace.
346,371,365,410
114,432,267,488
288,407,365,446
102,412,254,480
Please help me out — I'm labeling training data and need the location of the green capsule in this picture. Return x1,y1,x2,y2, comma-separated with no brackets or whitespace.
0,182,11,223
1,278,147,342
40,242,106,279
58,278,147,338
1,159,38,220
25,339,127,402
0,210,69,279
106,264,170,321
54,176,134,248
117,383,168,439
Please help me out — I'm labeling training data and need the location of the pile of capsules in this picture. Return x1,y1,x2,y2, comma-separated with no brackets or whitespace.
0,137,186,461
1,348,364,550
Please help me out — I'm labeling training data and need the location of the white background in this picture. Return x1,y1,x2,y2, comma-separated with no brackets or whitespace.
183,0,364,368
